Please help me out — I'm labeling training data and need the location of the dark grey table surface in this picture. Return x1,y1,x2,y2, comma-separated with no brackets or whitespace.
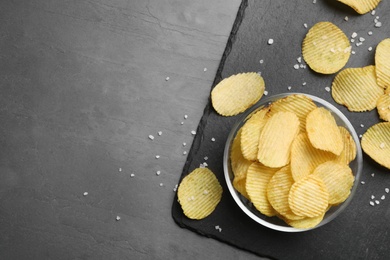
0,0,263,259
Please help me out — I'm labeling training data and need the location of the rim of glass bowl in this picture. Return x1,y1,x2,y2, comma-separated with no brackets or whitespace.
223,92,363,232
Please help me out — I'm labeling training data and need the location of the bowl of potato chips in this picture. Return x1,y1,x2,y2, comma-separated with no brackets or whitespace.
224,93,363,232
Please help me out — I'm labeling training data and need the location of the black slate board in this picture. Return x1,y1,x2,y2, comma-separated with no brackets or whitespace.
172,0,390,259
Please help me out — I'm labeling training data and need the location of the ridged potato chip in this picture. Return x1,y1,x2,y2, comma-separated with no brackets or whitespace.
361,122,390,169
375,38,390,89
289,175,329,218
267,165,303,220
337,0,381,14
177,168,222,220
377,93,390,122
245,162,278,217
312,161,354,205
332,66,384,112
335,126,357,165
291,132,337,182
306,107,343,156
258,111,300,168
267,94,317,132
241,108,269,161
211,72,265,116
230,128,251,199
284,213,325,229
302,22,351,74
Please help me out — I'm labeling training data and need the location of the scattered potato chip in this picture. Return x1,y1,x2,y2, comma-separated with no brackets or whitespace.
289,175,329,218
361,122,390,169
291,132,337,182
306,107,344,156
177,168,222,220
245,162,278,217
312,161,354,205
375,38,390,89
267,94,317,132
377,93,390,122
211,72,265,116
335,126,357,165
332,66,384,112
241,108,269,161
302,22,351,74
230,128,251,199
337,0,381,14
267,165,303,220
284,213,325,229
257,111,300,168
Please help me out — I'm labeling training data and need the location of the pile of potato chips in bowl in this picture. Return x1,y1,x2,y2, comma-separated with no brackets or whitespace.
223,93,363,232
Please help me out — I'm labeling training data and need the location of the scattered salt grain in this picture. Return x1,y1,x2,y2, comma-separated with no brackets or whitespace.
191,130,196,135
312,0,316,3
173,184,178,192
183,142,186,146
183,151,187,155
130,173,135,177
302,82,307,86
165,77,170,81
155,155,160,159
264,90,268,96
215,225,222,232
303,23,308,28
159,183,164,187
83,192,88,196
156,170,161,176
116,216,121,221
356,42,363,47
203,190,209,195
180,122,184,125
351,32,357,38
148,135,155,140
352,51,356,55
325,86,331,92
360,124,365,128
381,195,386,200
351,39,355,43
158,131,162,136
119,168,122,172
300,64,305,69
368,47,373,51
375,22,382,28
371,173,375,177
344,16,349,21
287,86,292,91
371,195,375,200
259,59,264,64
359,134,363,138
361,181,365,185
370,201,375,206
385,188,389,193
297,57,302,63
211,137,215,142
184,115,188,119
268,39,274,45
294,64,300,70
371,10,376,15
375,200,380,205
368,31,373,36
204,68,207,72
359,37,365,42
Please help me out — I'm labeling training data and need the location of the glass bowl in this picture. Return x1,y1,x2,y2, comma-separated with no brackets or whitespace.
223,93,363,232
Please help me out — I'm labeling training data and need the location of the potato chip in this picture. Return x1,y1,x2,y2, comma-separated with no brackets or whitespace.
241,108,269,161
284,213,325,229
267,94,317,132
230,128,251,199
312,161,354,205
267,165,303,220
361,122,390,169
291,132,337,182
211,72,265,116
337,0,381,14
377,93,390,122
245,162,278,217
334,126,357,165
386,87,390,95
332,66,384,112
177,168,222,220
257,111,300,168
306,107,343,156
289,175,329,218
375,38,390,89
302,22,351,74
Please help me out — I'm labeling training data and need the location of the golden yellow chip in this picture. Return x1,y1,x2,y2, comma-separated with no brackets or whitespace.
257,111,300,168
332,66,384,112
267,165,303,220
241,108,269,161
177,168,222,220
377,93,390,122
291,132,337,182
267,94,317,132
284,213,325,229
334,126,357,165
211,72,265,116
375,38,390,89
337,0,381,14
306,107,344,156
312,161,354,205
230,128,251,199
302,22,351,74
289,175,329,218
386,87,390,95
245,162,278,217
361,122,390,169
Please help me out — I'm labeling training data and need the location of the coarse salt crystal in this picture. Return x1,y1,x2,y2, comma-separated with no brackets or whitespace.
259,59,264,64
116,216,121,221
359,134,363,138
300,64,305,68
360,124,364,128
351,32,357,38
352,51,356,55
361,181,365,185
156,170,161,176
330,48,336,53
204,68,207,72
183,142,187,146
359,37,365,42
180,122,184,125
370,201,375,206
155,155,160,159
375,22,382,28
297,57,302,63
83,192,88,196
344,16,349,21
303,23,308,28
165,77,170,81
385,188,389,193
148,135,155,140
313,0,316,3
119,168,122,172
158,131,162,136
211,137,215,142
325,87,331,92
264,90,269,96
371,195,375,199
356,42,362,47
287,86,292,90
381,195,386,200
368,47,373,51
294,64,300,70
371,10,376,15
302,82,307,86
184,115,188,119
183,151,187,155
368,31,373,36
204,156,208,160
351,39,355,43
203,162,208,167
130,173,135,177
371,173,375,177
268,39,274,45
203,190,209,195
375,200,380,205
159,183,164,187
191,130,196,135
